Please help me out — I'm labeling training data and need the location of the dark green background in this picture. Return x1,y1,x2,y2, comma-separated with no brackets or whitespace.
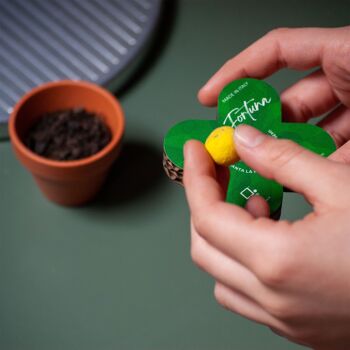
0,1,348,349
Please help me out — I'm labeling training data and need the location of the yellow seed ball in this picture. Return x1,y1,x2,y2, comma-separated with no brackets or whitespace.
205,126,239,166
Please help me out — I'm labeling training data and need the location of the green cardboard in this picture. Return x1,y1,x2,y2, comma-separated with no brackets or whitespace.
163,78,336,215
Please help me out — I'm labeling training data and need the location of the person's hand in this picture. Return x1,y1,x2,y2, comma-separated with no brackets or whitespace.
198,26,350,150
183,125,350,350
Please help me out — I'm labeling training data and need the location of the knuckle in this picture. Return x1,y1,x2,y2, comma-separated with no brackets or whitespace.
266,27,290,39
324,40,350,93
222,57,236,71
257,261,286,287
333,41,350,69
264,139,304,171
264,299,286,319
264,297,296,320
339,41,350,63
255,239,297,287
293,98,315,121
264,28,290,69
191,210,209,236
191,203,218,239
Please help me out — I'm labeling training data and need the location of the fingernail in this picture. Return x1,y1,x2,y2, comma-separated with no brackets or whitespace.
234,125,266,148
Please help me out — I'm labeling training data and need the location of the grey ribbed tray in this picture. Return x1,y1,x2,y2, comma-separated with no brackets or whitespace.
0,0,162,139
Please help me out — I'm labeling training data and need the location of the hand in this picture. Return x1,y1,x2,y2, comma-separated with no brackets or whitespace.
183,125,350,350
198,26,350,151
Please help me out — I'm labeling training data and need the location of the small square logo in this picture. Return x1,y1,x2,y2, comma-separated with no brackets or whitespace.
240,187,258,200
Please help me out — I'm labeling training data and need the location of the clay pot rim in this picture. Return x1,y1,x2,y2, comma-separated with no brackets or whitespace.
9,80,125,169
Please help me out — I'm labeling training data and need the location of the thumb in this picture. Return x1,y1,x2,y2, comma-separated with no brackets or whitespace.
234,125,346,206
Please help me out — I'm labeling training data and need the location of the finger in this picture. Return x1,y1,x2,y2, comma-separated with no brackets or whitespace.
214,282,288,331
183,140,252,221
234,124,348,208
318,105,350,148
183,140,227,206
281,70,339,122
184,140,279,269
191,223,266,301
198,27,334,106
216,165,230,194
245,196,270,218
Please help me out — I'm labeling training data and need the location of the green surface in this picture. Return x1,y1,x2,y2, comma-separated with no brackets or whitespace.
164,119,217,167
0,1,348,349
163,78,335,214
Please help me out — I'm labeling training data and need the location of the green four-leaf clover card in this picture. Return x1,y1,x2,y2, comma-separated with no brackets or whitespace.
163,78,336,217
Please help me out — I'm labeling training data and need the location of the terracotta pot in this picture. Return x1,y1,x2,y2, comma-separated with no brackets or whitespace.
9,80,125,206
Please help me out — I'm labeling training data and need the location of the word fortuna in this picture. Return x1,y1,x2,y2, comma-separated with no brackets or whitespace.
223,97,272,127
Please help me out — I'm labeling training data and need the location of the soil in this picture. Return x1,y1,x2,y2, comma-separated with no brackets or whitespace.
25,107,111,161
